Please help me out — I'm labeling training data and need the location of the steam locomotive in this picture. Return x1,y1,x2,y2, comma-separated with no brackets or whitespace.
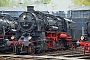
0,13,17,51
0,6,76,54
11,10,76,54
77,18,90,56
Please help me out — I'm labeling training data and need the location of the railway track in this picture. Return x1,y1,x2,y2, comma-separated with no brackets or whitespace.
0,47,90,60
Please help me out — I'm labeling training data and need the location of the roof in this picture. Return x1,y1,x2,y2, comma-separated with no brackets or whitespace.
0,7,26,11
68,5,90,11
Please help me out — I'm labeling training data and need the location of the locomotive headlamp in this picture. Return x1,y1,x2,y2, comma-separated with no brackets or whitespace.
81,36,84,40
23,15,26,19
28,36,32,40
11,36,15,40
32,18,34,20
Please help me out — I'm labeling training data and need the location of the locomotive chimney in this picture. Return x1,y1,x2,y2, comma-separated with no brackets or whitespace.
27,6,34,12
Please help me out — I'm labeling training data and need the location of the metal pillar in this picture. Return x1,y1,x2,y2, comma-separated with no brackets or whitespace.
82,5,85,36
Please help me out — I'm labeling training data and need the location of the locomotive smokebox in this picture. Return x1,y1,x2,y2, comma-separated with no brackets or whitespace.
27,6,34,12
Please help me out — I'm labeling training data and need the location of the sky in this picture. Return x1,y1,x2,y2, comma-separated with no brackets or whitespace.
34,0,72,12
